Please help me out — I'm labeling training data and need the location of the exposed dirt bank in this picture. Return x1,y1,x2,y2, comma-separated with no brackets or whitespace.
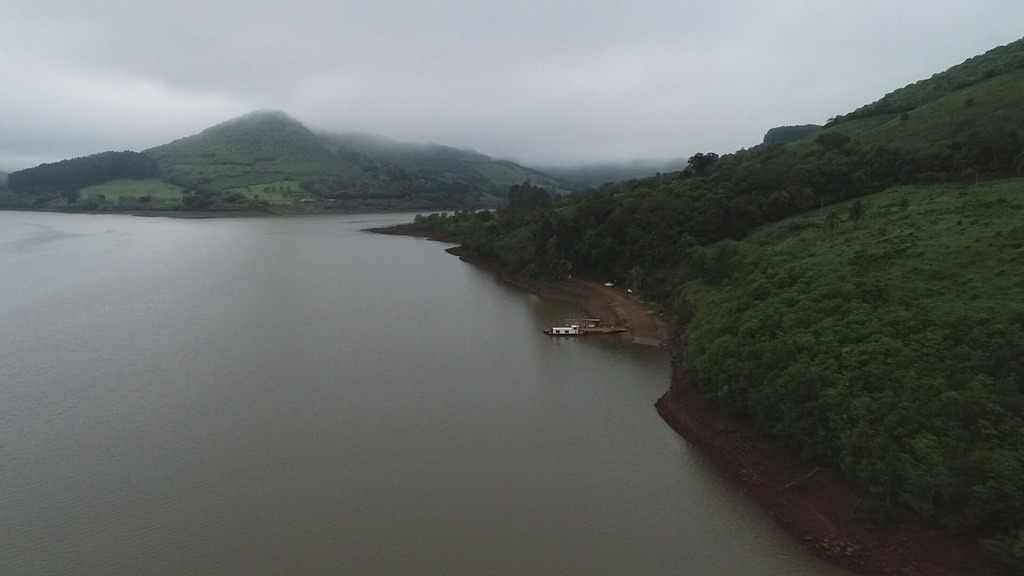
374,228,1007,576
656,365,1002,576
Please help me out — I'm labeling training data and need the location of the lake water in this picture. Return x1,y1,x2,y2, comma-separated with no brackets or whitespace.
0,211,850,575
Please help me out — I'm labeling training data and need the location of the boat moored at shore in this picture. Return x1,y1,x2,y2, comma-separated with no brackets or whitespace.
543,318,627,336
544,323,581,336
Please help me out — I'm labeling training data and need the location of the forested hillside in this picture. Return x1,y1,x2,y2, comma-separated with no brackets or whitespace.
405,38,1024,571
7,151,158,194
4,152,159,209
687,183,1024,552
320,131,567,200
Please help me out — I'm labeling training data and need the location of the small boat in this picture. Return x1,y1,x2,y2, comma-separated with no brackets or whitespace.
543,318,627,336
543,323,581,336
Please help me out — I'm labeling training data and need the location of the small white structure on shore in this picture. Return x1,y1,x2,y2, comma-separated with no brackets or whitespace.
545,324,581,336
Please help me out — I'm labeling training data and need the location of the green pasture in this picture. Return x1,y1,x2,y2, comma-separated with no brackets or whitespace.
226,181,300,205
81,179,183,202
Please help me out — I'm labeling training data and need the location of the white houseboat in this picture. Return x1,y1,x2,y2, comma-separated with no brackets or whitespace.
544,323,581,336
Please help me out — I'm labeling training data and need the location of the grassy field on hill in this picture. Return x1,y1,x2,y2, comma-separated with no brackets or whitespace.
822,69,1024,153
224,181,300,206
81,179,183,203
828,37,1024,125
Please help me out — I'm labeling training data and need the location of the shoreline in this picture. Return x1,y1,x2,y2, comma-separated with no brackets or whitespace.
419,236,1004,576
655,362,1000,576
442,245,669,346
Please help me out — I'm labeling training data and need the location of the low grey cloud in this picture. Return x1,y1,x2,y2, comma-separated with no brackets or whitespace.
1,0,1020,171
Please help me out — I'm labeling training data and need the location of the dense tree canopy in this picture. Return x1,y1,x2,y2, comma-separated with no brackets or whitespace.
687,184,1024,567
7,151,158,194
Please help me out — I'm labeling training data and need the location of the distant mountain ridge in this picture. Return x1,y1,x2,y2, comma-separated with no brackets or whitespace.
5,110,571,212
538,159,688,189
318,129,566,196
144,110,568,209
145,110,376,195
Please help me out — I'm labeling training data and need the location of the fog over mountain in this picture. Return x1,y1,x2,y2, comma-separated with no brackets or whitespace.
1,0,1021,171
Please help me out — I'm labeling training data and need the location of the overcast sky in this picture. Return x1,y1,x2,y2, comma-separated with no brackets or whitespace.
1,1,1020,171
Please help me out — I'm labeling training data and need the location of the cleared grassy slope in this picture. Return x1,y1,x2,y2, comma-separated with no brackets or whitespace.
828,69,1024,149
829,37,1024,124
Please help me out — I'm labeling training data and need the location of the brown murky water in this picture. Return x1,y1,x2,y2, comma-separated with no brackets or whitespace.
0,211,851,575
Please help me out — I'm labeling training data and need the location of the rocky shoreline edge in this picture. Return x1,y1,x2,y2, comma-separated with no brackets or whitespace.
371,225,1005,576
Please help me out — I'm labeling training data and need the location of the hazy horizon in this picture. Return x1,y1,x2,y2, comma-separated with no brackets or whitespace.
2,1,1021,171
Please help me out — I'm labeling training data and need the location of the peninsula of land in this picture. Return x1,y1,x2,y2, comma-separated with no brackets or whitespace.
380,225,1002,576
512,272,996,576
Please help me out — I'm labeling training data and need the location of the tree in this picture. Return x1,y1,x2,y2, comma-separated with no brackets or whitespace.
687,152,720,176
506,181,552,213
500,181,553,234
